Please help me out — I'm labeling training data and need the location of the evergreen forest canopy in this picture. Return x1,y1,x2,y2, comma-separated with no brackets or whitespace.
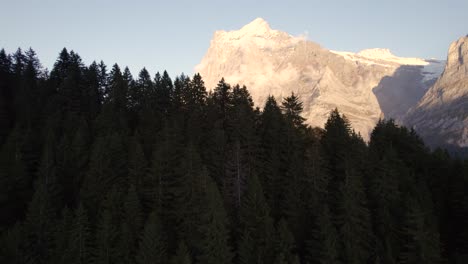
0,47,467,264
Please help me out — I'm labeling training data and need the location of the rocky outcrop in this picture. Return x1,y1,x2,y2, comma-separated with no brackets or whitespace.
404,36,468,147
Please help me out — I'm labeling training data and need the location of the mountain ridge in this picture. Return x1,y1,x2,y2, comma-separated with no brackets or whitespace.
196,18,445,140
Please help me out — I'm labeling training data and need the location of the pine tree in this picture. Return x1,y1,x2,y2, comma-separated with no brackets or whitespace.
107,64,127,108
182,73,207,145
399,198,442,264
58,50,85,115
337,154,372,264
62,119,90,206
14,48,42,186
320,109,372,264
146,121,184,250
0,127,29,227
83,61,103,120
274,219,300,264
176,145,205,246
129,67,152,111
95,63,129,135
81,132,127,218
69,203,92,264
197,175,233,264
119,184,143,263
37,123,63,210
1,46,466,264
281,92,305,129
445,160,468,262
0,223,24,264
97,60,108,98
94,190,121,264
280,93,308,245
136,210,166,264
22,182,56,264
127,136,148,199
238,174,275,264
50,48,71,85
185,73,207,109
172,74,189,112
0,49,14,144
306,205,341,264
154,70,173,115
224,85,256,210
171,241,192,264
202,78,232,188
257,96,286,220
368,148,403,264
321,109,352,179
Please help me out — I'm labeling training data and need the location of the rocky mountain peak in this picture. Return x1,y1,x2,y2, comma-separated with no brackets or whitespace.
197,19,444,141
404,35,468,148
239,18,271,35
445,36,468,76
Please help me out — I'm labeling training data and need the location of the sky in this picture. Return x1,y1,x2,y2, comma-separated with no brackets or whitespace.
1,0,467,77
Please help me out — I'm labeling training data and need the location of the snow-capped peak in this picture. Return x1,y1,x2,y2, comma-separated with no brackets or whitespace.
239,18,271,34
197,18,448,142
358,48,395,59
214,18,279,41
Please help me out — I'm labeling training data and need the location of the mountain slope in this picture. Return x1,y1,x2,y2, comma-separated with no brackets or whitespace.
196,18,443,139
404,36,468,148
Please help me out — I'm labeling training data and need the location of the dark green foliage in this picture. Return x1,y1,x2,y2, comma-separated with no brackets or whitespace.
274,219,300,264
281,92,305,129
238,174,275,264
0,49,14,144
399,198,442,264
136,210,166,264
172,241,192,264
306,205,340,264
1,48,465,264
120,185,144,263
197,175,233,264
94,189,122,264
321,110,373,264
257,96,286,219
224,85,257,209
127,136,148,200
0,223,23,264
53,204,92,264
22,182,56,264
0,127,29,227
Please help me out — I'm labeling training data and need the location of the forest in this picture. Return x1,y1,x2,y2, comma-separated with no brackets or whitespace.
0,47,467,264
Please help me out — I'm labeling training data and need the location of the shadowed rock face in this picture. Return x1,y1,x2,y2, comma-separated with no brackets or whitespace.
373,65,439,121
196,18,442,140
404,36,468,148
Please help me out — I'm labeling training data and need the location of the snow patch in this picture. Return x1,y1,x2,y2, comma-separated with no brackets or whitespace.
331,48,429,66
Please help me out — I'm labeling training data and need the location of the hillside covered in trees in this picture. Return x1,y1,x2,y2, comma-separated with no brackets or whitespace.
0,48,467,264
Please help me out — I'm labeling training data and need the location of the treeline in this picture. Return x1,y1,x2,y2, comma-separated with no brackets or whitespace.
0,47,467,264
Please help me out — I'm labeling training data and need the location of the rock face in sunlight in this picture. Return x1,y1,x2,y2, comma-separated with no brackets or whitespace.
196,18,443,140
405,36,468,148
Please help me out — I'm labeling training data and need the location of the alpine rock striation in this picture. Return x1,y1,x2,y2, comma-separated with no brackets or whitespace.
196,18,444,139
404,36,468,148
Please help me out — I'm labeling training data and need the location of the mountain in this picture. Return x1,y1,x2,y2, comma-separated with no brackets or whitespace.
404,36,468,148
196,18,444,139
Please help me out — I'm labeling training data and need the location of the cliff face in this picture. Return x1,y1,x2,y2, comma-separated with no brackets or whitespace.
196,18,443,139
404,36,468,147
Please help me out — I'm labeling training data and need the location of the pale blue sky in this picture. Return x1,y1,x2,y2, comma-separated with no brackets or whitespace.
1,0,467,77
